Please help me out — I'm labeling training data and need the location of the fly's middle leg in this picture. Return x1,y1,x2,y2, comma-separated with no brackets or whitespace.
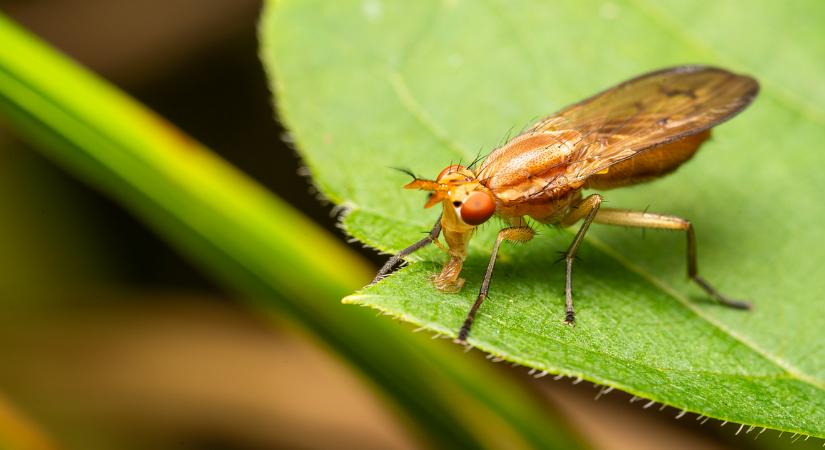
558,194,603,324
456,225,534,343
593,208,751,310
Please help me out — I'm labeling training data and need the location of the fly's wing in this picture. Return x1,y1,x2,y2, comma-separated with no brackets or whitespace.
526,66,759,190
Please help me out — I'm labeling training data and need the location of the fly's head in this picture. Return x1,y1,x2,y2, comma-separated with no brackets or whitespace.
404,164,496,232
403,164,495,293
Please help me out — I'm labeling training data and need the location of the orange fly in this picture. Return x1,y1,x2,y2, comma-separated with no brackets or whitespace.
372,65,759,343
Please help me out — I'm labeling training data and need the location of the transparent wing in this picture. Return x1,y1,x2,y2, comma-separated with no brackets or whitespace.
527,66,759,189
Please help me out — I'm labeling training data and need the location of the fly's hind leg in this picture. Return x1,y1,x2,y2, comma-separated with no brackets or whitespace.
370,214,443,285
593,208,751,310
558,194,604,324
456,224,534,343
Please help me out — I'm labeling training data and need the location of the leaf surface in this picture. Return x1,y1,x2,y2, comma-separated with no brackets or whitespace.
263,0,825,437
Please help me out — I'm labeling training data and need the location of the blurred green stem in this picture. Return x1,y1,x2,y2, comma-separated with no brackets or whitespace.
0,13,584,450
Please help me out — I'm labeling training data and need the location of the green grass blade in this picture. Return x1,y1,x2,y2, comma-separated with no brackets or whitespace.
261,0,825,438
0,13,586,450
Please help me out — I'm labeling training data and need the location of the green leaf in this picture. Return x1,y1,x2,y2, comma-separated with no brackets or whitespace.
0,12,587,450
263,0,825,438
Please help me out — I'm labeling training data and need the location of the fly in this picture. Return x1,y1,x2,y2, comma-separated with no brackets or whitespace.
372,65,759,343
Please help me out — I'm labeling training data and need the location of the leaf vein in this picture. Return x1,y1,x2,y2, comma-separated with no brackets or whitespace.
386,69,473,159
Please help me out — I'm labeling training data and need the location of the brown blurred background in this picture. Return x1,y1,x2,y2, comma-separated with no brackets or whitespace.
0,1,808,449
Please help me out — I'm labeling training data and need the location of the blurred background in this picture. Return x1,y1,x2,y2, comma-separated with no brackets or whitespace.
0,1,814,449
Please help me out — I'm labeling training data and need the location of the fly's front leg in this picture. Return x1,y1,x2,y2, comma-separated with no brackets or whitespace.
370,214,442,285
593,208,751,309
559,194,603,324
457,226,534,343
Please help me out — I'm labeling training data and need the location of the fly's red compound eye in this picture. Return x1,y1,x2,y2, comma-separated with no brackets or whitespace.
437,164,467,182
460,191,495,225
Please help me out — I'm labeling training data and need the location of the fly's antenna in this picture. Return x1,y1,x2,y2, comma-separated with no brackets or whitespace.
392,167,440,194
389,166,421,181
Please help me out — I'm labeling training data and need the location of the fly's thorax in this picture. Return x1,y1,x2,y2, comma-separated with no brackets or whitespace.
477,129,583,192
